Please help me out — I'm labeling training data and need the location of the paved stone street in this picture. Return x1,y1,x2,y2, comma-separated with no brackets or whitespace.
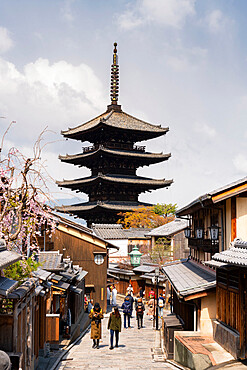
57,302,177,369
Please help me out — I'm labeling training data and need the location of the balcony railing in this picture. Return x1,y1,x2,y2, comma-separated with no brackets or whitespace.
188,238,219,254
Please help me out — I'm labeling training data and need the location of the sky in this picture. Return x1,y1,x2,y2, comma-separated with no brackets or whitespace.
0,0,247,212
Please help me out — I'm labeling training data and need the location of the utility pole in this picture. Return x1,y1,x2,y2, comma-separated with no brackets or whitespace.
155,267,159,330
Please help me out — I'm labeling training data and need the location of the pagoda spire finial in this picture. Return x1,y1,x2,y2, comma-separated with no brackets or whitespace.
107,42,122,112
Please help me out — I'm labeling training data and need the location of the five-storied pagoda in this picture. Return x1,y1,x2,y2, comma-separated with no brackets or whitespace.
57,43,173,226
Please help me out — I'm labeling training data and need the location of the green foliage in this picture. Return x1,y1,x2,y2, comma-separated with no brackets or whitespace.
150,237,172,264
153,203,177,216
3,257,40,285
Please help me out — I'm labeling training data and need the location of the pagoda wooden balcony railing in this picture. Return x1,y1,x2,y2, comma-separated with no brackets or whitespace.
82,144,146,153
188,237,219,254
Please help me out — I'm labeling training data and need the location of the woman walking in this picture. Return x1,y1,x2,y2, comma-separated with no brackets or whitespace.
121,296,132,328
89,302,103,349
107,306,122,350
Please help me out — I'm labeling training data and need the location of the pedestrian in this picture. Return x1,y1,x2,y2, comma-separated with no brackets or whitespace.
158,293,165,318
121,296,132,328
147,295,155,320
126,291,134,316
126,283,133,296
107,306,122,350
112,285,117,306
139,287,144,298
107,286,111,307
88,302,104,349
149,288,155,298
135,297,145,329
87,299,94,313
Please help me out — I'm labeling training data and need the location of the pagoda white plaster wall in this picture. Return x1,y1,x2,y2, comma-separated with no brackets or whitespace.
236,197,247,241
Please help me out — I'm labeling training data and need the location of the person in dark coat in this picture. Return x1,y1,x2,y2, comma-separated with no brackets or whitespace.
89,302,104,348
135,298,145,329
126,292,134,316
121,296,132,328
107,306,122,350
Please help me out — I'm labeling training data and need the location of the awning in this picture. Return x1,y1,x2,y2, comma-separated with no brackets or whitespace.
107,272,120,280
162,260,216,300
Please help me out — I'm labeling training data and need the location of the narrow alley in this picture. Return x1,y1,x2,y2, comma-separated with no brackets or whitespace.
57,303,177,370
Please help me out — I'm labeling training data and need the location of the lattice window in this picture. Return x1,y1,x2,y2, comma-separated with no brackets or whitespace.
0,298,14,314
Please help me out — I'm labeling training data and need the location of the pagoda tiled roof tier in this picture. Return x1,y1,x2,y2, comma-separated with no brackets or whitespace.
61,109,169,142
56,174,173,192
57,200,152,214
59,147,171,167
56,200,154,225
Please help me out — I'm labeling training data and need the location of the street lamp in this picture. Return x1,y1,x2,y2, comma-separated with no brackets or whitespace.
155,267,159,331
129,245,142,267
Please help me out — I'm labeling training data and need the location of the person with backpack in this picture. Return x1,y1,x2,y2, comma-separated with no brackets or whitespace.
121,296,132,328
135,297,145,329
107,306,122,350
158,293,165,318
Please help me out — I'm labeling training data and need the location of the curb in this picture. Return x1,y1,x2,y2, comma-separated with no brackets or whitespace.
50,324,91,370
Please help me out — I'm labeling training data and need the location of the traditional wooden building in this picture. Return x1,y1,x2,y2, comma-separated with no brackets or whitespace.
57,43,172,226
147,218,190,261
39,214,118,312
212,239,247,359
163,176,247,366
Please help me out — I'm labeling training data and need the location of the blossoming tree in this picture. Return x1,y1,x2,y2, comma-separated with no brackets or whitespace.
0,124,56,259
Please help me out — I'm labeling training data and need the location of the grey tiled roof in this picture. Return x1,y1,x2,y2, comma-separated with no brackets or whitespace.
39,251,64,272
62,110,168,136
147,219,188,237
0,276,19,296
57,174,172,188
32,268,53,281
59,148,171,163
212,239,247,266
125,228,152,239
133,265,155,273
92,224,127,240
162,260,216,297
0,247,21,270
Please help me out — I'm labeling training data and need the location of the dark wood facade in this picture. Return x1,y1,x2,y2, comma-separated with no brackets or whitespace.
57,43,172,226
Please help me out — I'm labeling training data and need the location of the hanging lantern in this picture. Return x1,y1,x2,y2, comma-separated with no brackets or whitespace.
209,225,220,240
184,227,191,238
129,245,142,267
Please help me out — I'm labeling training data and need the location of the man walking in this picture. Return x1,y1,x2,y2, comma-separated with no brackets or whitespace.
135,298,145,329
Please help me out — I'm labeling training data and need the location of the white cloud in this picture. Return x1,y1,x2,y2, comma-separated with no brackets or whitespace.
205,9,230,34
233,154,247,173
0,57,106,142
194,122,216,139
117,0,196,30
0,27,14,54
